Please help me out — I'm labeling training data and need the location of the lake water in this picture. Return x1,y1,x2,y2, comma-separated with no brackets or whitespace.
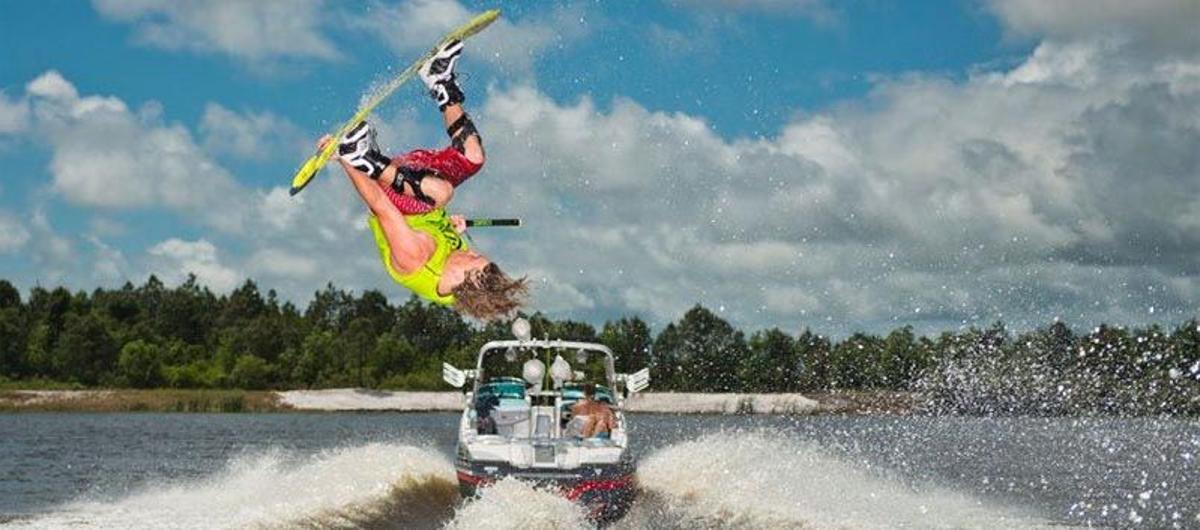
0,413,1197,529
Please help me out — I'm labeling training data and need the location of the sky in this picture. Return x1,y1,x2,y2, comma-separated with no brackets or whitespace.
0,0,1198,336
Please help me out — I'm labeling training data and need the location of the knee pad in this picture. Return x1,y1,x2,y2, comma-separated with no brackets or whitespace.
391,166,437,206
446,113,480,154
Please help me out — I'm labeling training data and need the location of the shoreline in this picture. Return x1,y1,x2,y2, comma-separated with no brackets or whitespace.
0,389,283,413
0,388,916,415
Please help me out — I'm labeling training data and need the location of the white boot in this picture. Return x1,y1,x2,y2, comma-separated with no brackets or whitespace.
338,121,389,178
419,39,465,110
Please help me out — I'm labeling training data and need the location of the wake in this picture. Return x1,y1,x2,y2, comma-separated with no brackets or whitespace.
621,431,1061,529
12,434,1063,530
9,443,457,530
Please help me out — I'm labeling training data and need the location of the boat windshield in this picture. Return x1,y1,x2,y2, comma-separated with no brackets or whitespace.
561,383,615,404
477,377,526,400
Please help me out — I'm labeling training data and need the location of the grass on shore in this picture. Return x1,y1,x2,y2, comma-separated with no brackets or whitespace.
0,377,87,391
0,388,288,413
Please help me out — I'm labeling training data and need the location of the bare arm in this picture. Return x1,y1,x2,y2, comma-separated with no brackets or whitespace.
450,214,468,234
337,157,401,219
321,137,432,272
318,134,401,220
600,407,617,432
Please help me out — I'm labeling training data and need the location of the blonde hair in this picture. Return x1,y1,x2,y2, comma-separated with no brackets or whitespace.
453,263,528,321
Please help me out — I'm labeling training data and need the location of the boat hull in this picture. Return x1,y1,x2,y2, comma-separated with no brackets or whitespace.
456,459,636,522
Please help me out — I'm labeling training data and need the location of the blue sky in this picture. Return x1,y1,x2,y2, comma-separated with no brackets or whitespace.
1,0,1197,336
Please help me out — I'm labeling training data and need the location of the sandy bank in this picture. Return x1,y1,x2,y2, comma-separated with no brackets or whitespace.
1,389,910,414
625,392,820,414
277,389,464,411
276,389,825,414
0,389,279,412
0,390,114,406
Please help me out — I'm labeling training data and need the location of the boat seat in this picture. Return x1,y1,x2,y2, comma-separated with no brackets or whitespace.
533,413,552,438
492,407,530,437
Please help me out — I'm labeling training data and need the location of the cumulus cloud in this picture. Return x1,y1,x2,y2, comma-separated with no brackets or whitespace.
466,86,830,322
0,211,31,253
88,236,130,284
5,3,1197,335
147,238,241,293
988,0,1200,52
26,73,79,101
199,103,305,160
91,0,337,63
670,0,837,25
453,20,1200,332
23,70,250,232
246,248,319,281
354,0,591,76
0,91,30,134
24,209,74,284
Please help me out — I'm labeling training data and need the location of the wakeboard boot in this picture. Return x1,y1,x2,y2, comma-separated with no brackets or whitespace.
337,121,391,179
419,39,465,110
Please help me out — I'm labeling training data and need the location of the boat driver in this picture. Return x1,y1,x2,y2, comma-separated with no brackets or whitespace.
568,383,616,439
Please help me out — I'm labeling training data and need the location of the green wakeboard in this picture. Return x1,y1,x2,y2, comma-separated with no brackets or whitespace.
289,9,501,196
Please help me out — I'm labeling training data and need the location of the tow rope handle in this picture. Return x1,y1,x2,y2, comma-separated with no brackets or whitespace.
466,218,521,227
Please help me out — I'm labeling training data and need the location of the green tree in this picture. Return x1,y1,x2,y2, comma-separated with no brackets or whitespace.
651,323,683,390
292,330,337,388
24,323,53,378
795,329,832,391
0,307,26,377
53,313,119,385
221,315,288,363
118,340,163,388
367,332,420,384
0,280,26,377
305,283,354,332
742,328,800,392
1039,320,1077,371
393,296,472,355
352,290,393,331
882,326,921,390
94,284,140,327
343,317,378,387
230,354,273,390
163,360,225,388
220,279,266,328
828,333,886,389
0,280,19,309
601,317,652,374
656,305,748,392
551,319,597,342
135,275,166,328
27,286,74,356
157,275,217,345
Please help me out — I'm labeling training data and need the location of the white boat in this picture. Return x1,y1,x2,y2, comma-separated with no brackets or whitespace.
442,318,651,522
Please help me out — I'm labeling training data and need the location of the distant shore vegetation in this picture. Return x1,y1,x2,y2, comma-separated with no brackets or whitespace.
0,277,1197,416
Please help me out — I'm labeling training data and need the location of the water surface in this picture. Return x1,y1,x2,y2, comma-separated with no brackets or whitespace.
1,413,1196,528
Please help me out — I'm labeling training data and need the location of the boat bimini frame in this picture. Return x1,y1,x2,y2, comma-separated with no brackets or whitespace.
442,340,650,398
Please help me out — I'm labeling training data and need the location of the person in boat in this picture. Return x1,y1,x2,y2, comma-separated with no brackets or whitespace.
568,383,616,439
319,39,527,321
474,392,499,435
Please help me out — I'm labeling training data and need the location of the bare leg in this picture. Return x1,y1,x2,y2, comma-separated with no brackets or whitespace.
373,101,480,208
317,136,454,209
377,167,455,209
440,103,485,165
334,156,398,219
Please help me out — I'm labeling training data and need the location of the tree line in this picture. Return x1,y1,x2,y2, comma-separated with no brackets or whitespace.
0,277,1197,415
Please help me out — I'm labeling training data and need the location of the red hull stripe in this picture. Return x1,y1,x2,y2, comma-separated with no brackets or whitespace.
565,475,635,501
457,470,493,486
457,470,634,501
